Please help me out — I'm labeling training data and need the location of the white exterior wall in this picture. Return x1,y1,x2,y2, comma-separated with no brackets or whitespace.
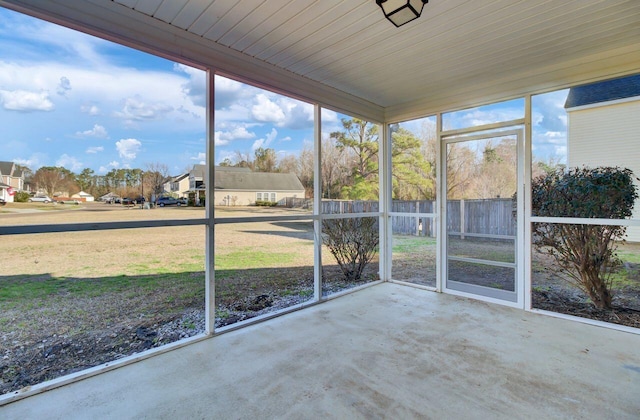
0,188,14,203
567,98,640,241
214,190,305,207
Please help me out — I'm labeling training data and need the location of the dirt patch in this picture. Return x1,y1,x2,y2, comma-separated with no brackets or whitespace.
531,248,640,328
532,286,640,328
1,273,374,396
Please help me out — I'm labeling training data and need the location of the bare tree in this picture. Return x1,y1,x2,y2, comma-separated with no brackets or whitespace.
32,166,77,196
445,143,478,199
297,143,314,198
321,137,351,199
471,138,517,199
144,163,170,199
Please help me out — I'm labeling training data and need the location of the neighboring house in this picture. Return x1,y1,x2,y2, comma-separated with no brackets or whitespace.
214,166,305,206
99,192,120,202
0,161,25,203
71,191,95,202
187,165,305,206
565,74,640,241
188,164,207,204
163,173,190,198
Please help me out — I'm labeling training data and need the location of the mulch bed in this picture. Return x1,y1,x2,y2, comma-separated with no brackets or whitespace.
532,286,640,329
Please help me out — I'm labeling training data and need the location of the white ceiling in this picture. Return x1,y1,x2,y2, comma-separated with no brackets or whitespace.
3,0,640,122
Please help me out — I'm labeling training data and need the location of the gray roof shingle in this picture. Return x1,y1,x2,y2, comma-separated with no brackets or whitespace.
215,171,304,191
190,165,304,191
0,161,15,176
565,74,640,108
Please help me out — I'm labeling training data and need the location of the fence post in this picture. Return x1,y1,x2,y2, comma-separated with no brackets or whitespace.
460,199,465,240
416,203,421,236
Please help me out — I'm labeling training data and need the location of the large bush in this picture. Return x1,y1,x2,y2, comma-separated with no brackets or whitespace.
322,217,379,282
14,191,31,202
531,167,637,309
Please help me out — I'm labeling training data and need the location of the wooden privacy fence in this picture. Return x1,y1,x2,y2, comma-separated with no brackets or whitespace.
446,199,516,238
317,199,515,238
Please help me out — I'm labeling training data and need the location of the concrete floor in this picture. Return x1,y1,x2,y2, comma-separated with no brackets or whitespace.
2,283,640,419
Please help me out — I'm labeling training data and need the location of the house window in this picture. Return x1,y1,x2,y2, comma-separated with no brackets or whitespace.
256,192,276,202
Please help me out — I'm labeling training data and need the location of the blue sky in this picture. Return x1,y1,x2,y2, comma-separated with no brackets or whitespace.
0,7,566,176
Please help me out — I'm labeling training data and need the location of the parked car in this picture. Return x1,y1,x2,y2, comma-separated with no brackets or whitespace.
121,197,143,206
28,195,53,203
177,197,188,206
156,196,179,207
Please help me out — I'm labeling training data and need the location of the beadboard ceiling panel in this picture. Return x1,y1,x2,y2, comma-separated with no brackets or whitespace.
2,0,639,122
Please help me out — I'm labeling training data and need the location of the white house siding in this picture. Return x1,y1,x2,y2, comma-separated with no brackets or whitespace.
214,190,305,207
0,186,14,203
567,98,640,242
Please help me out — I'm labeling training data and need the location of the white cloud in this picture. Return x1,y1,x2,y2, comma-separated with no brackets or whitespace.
251,93,285,123
56,153,83,172
13,157,34,167
460,108,523,127
76,123,108,139
190,152,206,164
280,99,314,129
215,150,236,165
214,132,228,146
86,146,104,154
0,58,204,126
116,138,142,160
0,89,54,111
13,155,46,170
114,96,173,122
57,76,71,96
80,104,100,115
98,160,119,174
252,128,278,151
175,63,207,107
214,75,255,108
214,126,256,146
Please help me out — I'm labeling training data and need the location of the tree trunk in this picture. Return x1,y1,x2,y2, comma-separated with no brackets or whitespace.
582,270,613,309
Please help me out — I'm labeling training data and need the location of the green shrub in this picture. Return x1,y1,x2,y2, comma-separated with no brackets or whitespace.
531,166,637,309
322,217,379,282
255,200,277,207
14,191,30,202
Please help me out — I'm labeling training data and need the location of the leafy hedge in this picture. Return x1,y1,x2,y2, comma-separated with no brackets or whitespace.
255,200,277,207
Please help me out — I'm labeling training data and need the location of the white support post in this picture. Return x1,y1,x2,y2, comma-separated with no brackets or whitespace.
379,121,392,282
523,95,533,310
205,70,216,334
313,105,322,301
436,113,443,292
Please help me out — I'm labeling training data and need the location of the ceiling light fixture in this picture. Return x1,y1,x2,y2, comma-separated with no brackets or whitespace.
376,0,428,27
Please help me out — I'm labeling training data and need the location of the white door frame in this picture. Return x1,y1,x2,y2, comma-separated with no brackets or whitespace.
440,128,525,308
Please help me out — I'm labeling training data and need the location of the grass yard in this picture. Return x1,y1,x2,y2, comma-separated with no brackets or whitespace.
391,235,437,286
1,203,638,396
0,204,379,395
